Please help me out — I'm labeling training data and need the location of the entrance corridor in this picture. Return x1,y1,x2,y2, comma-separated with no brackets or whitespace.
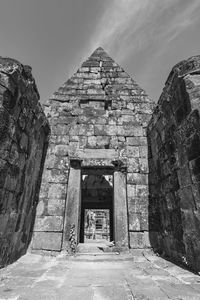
1,250,200,299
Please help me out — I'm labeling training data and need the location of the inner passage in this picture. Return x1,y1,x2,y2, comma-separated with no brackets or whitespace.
84,209,110,241
80,172,113,243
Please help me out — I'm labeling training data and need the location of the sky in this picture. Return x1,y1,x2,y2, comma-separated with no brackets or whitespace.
0,0,200,103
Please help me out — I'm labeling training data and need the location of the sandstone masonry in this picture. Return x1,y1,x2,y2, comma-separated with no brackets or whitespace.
148,55,200,272
0,57,49,267
31,47,155,252
3,49,200,274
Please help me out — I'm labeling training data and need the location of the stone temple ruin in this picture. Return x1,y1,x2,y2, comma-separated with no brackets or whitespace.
31,47,154,253
1,47,200,273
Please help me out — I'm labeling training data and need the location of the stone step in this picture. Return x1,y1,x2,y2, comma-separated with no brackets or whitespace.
76,242,118,254
58,252,134,262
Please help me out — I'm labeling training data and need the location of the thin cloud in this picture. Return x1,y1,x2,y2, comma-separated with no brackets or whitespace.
89,0,200,62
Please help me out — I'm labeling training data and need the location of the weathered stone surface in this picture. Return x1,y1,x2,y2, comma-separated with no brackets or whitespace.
33,47,153,253
63,162,81,252
32,232,62,251
127,173,148,185
129,212,149,231
129,232,151,248
47,199,65,216
114,170,129,248
34,216,63,231
148,55,200,273
0,57,49,267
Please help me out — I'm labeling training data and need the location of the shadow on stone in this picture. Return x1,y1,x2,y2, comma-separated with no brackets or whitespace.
147,55,200,274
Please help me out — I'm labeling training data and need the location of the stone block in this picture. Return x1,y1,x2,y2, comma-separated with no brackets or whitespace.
45,169,68,184
94,125,107,136
139,146,148,158
54,145,69,156
127,185,136,198
139,158,149,173
118,125,143,137
87,136,97,148
135,185,149,197
76,148,118,159
143,231,151,247
32,232,62,251
134,103,154,114
69,124,94,136
127,158,140,172
118,136,125,142
48,199,65,216
95,117,107,125
94,125,117,136
34,216,63,231
78,136,87,148
110,136,118,148
128,196,148,213
129,232,149,248
36,200,45,216
128,211,149,231
127,173,148,185
38,180,49,198
50,135,69,145
113,170,129,247
126,137,147,146
96,136,110,147
118,115,137,125
51,124,70,135
47,183,67,200
129,212,141,231
45,155,69,170
126,146,139,158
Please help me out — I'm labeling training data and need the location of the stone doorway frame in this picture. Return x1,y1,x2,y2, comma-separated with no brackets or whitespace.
62,156,129,253
80,167,114,243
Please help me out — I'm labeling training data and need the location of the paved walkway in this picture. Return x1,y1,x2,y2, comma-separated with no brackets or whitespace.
0,250,200,300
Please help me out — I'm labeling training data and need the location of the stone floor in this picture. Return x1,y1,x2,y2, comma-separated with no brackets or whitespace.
1,249,200,300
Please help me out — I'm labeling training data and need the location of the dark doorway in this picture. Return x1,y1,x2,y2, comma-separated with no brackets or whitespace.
80,168,114,243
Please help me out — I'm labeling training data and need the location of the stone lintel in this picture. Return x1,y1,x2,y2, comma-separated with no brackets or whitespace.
81,158,114,167
74,149,118,159
82,167,114,175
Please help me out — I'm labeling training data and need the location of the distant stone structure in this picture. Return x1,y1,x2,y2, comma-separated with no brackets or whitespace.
148,55,200,272
31,47,154,252
0,58,49,267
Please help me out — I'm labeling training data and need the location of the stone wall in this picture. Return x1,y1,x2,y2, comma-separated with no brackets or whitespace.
148,56,200,272
32,47,154,252
0,57,49,267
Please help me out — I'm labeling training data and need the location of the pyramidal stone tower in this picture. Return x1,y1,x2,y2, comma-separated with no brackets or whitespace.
31,47,155,253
